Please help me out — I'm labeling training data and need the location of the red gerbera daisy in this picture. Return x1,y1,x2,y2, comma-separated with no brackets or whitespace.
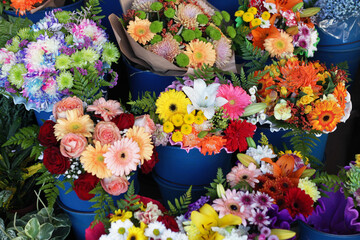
276,176,294,192
284,187,314,218
224,120,256,152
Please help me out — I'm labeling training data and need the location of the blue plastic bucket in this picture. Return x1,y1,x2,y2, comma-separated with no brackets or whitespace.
253,126,328,163
207,0,238,15
34,110,52,126
123,58,178,98
57,199,95,240
154,146,232,186
57,171,140,212
298,221,360,240
5,0,84,23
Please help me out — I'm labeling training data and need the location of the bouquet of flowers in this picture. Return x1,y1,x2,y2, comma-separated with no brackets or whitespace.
36,96,157,209
109,0,237,76
249,57,352,135
128,68,266,156
233,0,320,72
0,0,120,112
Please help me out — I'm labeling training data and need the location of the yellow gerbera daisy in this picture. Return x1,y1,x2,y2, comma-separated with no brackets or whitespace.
184,39,216,69
80,141,112,179
309,100,343,132
126,126,153,164
263,31,294,58
54,109,94,141
155,89,191,122
127,17,155,45
110,209,133,223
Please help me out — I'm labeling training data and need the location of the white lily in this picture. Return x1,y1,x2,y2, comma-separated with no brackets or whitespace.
182,79,228,119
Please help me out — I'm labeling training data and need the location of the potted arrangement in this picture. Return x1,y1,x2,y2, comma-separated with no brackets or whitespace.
248,57,352,164
0,0,120,125
109,0,237,97
233,0,320,72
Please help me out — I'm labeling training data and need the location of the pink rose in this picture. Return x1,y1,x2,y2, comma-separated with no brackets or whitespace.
93,121,121,145
53,96,84,120
101,175,129,196
134,114,156,135
60,133,87,158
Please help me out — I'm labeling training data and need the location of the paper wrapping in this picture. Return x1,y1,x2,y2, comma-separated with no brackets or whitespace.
30,0,66,13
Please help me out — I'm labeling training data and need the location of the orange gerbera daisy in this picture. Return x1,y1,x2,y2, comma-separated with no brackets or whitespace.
266,0,302,12
11,0,43,15
127,17,155,45
126,126,153,163
257,75,275,98
184,39,216,68
333,82,347,110
309,100,344,132
252,25,280,50
199,135,227,156
263,31,294,58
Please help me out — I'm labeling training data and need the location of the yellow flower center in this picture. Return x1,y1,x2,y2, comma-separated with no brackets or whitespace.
118,227,125,234
70,123,81,130
136,27,146,36
275,40,285,50
195,52,203,60
97,155,104,162
229,99,235,105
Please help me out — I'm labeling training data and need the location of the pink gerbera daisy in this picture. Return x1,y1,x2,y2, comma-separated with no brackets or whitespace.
227,163,262,188
217,84,252,120
87,97,123,121
103,138,140,176
212,189,246,219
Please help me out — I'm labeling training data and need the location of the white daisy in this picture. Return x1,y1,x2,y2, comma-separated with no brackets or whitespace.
108,219,134,239
144,221,166,239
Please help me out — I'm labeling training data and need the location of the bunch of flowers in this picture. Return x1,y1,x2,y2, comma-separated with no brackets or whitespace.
0,4,120,111
121,0,236,69
37,96,156,201
233,0,320,59
249,57,351,133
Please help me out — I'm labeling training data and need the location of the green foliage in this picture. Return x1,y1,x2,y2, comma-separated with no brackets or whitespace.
115,181,141,212
205,168,228,200
127,91,159,122
0,16,33,48
239,39,270,73
312,171,343,197
240,68,268,91
81,0,104,23
167,186,192,216
36,167,59,210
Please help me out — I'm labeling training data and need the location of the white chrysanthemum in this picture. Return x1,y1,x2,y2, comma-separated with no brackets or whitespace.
193,120,213,132
259,162,273,174
108,219,133,239
298,177,321,202
144,221,166,239
264,2,277,14
245,145,277,164
176,215,186,233
160,229,184,240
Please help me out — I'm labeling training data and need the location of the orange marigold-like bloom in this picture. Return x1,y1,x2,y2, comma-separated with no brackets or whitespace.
199,135,227,156
263,31,294,58
184,39,216,68
127,17,155,45
309,100,344,132
11,0,43,15
333,82,348,110
255,71,275,98
182,128,201,148
252,25,280,50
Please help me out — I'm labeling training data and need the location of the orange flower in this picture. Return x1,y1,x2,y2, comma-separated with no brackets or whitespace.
182,128,201,148
127,17,155,45
266,0,303,12
10,0,43,15
309,100,344,132
256,73,275,98
261,155,306,185
199,135,227,156
263,31,294,58
333,82,347,110
252,25,280,50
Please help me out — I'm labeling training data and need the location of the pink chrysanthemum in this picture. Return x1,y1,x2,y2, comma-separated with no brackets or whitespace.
227,163,262,188
236,191,256,221
87,97,123,121
175,3,203,29
217,84,252,120
248,208,270,227
253,191,274,210
147,33,180,63
103,138,141,176
212,189,246,219
71,19,107,47
213,36,232,67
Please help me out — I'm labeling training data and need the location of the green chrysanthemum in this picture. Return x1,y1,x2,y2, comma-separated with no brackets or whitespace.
55,11,71,23
8,64,26,88
6,37,21,52
71,51,86,67
101,42,120,64
56,71,74,90
65,35,73,45
18,27,32,40
55,54,71,70
81,48,100,63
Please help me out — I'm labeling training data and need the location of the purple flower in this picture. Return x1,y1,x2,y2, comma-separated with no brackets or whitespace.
248,208,270,227
76,67,88,76
268,235,279,240
94,60,103,73
254,191,273,210
267,204,298,230
237,191,255,208
184,196,210,219
260,226,271,237
183,79,194,87
19,40,29,48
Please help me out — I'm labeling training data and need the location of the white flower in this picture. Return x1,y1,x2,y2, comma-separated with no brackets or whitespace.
144,221,166,239
341,91,352,123
249,86,257,95
246,145,277,164
260,162,274,174
176,215,186,233
274,99,291,120
264,2,277,14
193,120,213,132
108,219,133,239
260,19,271,28
212,226,249,240
182,79,228,119
134,202,163,224
250,94,257,102
160,229,181,240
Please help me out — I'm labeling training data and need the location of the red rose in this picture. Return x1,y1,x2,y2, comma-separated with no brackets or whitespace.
111,113,134,131
43,146,70,174
157,215,179,232
38,120,58,147
141,150,159,174
73,173,99,201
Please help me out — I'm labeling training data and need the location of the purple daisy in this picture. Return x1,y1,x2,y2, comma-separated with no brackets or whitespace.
248,208,270,227
254,191,274,210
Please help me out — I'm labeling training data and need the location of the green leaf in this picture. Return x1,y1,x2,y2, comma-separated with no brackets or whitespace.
37,223,54,240
24,218,40,238
197,131,208,138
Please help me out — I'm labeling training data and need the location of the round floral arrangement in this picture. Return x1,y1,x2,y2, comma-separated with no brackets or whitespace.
120,0,236,69
0,4,120,111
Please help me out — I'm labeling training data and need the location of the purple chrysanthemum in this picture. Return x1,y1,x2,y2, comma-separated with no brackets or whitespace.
184,195,210,219
254,191,274,210
248,208,270,227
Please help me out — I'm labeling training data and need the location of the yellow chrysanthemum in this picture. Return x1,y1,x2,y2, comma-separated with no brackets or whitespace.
54,109,94,140
194,115,204,125
80,141,112,179
262,11,271,20
355,154,360,167
171,113,184,127
184,39,216,69
235,10,244,17
309,100,343,132
126,126,153,163
110,209,133,223
251,18,262,27
172,131,183,142
298,177,321,203
242,12,254,22
127,225,147,240
263,31,294,58
184,113,195,124
155,89,191,121
163,121,174,133
127,17,155,45
181,124,192,135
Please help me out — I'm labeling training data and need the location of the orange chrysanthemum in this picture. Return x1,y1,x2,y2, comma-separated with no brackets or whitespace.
199,135,227,156
333,82,347,110
182,128,201,148
263,31,294,58
126,126,153,164
309,100,344,132
252,25,280,50
127,17,155,45
184,39,216,68
11,0,43,15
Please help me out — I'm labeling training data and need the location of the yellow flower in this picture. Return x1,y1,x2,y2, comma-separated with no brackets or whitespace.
181,124,192,135
251,18,262,26
127,225,147,240
171,113,184,127
172,131,183,142
355,154,360,166
194,115,204,125
235,10,244,17
126,126,154,163
242,12,254,22
184,113,195,124
163,121,174,133
304,105,312,114
280,86,287,96
155,89,190,122
197,111,207,120
110,209,133,223
271,229,296,240
262,11,271,20
298,177,321,203
247,7,258,15
23,163,43,180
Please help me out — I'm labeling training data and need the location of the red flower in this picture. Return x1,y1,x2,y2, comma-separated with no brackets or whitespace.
38,120,58,147
111,113,134,131
157,215,179,232
136,196,167,212
140,150,159,174
73,173,99,201
284,187,314,218
224,120,256,152
85,221,105,240
43,146,70,174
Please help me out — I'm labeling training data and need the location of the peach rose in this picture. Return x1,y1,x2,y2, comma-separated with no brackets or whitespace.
53,96,84,120
60,133,87,158
93,121,121,145
134,114,156,134
101,175,129,196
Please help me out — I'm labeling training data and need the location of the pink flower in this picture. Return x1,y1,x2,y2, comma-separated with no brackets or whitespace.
134,202,163,224
53,96,83,120
227,163,262,188
93,121,121,145
85,221,105,240
212,189,246,220
134,114,156,135
87,97,123,121
216,84,251,120
101,175,129,196
60,133,87,158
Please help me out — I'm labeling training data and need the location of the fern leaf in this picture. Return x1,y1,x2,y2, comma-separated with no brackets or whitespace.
167,186,192,216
